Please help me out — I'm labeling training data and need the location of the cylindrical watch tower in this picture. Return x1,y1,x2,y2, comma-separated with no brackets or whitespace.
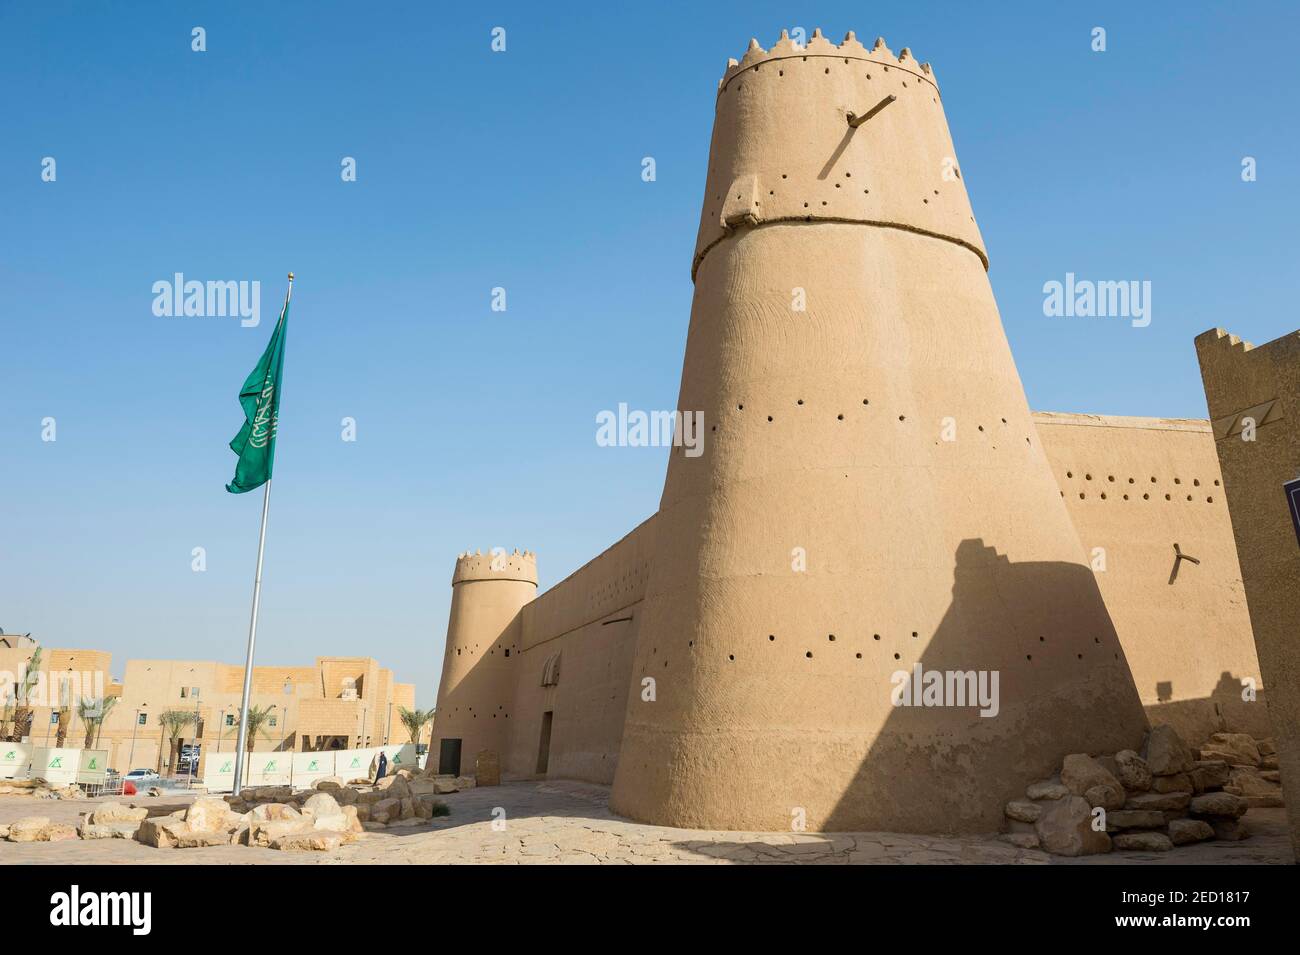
609,30,1148,832
430,549,536,776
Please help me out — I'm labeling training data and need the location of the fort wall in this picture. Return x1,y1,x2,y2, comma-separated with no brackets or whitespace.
1035,412,1267,744
503,519,656,783
1196,327,1300,859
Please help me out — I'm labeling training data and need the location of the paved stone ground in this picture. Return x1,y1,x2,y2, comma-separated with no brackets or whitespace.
1,781,1291,865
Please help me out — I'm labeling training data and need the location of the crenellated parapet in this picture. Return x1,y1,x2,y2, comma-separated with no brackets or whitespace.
453,548,538,585
720,30,937,92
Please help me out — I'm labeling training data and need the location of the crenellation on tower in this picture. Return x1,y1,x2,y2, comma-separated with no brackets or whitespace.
720,29,937,94
453,548,538,585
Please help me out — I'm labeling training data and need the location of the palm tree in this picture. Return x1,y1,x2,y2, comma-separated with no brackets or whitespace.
78,696,118,749
397,706,434,746
235,704,277,752
157,709,195,775
6,647,41,742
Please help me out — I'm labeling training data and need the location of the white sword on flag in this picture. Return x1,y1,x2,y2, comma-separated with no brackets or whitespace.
231,272,293,794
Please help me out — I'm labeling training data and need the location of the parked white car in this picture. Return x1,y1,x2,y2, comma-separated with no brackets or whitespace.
124,768,160,782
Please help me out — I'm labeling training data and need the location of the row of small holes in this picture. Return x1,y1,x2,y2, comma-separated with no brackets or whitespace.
1069,491,1216,503
736,58,937,92
1065,472,1219,487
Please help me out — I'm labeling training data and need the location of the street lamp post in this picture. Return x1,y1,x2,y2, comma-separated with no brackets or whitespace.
217,707,227,751
281,680,291,752
127,705,145,770
189,687,201,788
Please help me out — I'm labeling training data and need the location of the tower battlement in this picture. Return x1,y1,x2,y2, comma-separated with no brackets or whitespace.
453,548,537,585
1197,327,1255,354
720,30,936,92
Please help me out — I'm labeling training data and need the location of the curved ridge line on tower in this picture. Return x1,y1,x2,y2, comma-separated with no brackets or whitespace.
720,54,939,98
691,216,990,282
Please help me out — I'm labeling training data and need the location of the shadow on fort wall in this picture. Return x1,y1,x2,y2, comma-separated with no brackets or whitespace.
821,538,1148,834
1144,670,1272,747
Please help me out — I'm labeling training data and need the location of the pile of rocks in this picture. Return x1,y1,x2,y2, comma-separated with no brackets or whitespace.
0,816,79,843
1203,733,1283,808
228,770,453,831
2,770,450,852
415,774,479,795
0,779,88,800
133,792,367,850
1004,726,1280,856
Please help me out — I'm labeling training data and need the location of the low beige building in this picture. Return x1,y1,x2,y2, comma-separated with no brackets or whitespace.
0,643,422,776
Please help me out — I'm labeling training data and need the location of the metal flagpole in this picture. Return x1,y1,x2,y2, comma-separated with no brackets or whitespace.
231,273,292,795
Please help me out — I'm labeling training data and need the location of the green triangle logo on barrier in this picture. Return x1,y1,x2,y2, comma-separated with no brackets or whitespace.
221,761,233,772
49,757,63,768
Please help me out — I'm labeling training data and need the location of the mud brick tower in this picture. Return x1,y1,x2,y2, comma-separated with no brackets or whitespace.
430,550,536,776
607,31,1148,832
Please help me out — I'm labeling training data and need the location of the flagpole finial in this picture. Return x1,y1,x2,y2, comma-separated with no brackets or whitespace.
287,272,294,281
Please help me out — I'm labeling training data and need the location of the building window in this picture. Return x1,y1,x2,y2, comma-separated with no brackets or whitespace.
225,714,235,727
137,713,147,726
180,687,188,699
269,716,278,728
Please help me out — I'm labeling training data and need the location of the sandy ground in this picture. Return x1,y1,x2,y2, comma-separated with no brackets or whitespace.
1,779,1291,865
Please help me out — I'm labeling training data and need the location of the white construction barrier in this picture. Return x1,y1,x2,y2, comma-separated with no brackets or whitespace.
197,745,424,793
203,751,243,792
379,743,419,774
244,751,291,786
75,749,109,786
0,743,33,780
335,747,377,782
30,747,81,786
291,751,336,789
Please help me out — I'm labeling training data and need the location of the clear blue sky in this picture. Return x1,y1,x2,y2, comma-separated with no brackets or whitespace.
3,2,1297,702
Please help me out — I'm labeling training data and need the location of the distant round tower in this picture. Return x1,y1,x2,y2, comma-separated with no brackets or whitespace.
431,549,536,777
609,31,1148,832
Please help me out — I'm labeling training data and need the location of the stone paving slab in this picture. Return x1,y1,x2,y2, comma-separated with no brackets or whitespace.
1,782,1291,865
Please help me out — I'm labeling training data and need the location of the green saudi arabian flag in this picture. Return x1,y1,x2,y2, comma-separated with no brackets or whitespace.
226,299,289,493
